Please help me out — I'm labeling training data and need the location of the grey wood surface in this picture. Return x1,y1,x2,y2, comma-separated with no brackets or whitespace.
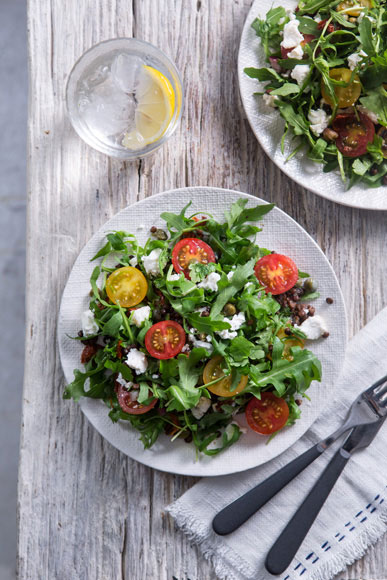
18,0,387,578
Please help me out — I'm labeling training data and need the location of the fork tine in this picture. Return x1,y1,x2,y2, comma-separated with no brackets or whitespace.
373,382,387,397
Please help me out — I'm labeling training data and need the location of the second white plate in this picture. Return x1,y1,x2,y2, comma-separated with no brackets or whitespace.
238,0,387,210
58,186,347,476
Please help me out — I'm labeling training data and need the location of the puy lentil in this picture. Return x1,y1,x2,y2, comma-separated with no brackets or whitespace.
150,226,157,233
322,331,330,338
383,175,387,186
326,297,334,304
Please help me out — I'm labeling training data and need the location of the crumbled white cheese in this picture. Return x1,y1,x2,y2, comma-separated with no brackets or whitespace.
129,256,138,267
168,273,181,281
142,248,162,276
245,282,253,289
357,11,365,23
195,306,208,314
125,348,148,374
262,93,278,108
216,312,246,340
279,16,285,25
287,44,304,60
291,64,310,86
181,343,190,353
294,315,328,340
314,14,322,23
348,50,367,70
131,305,151,328
116,374,133,389
358,105,378,124
206,335,212,343
198,272,221,292
227,271,234,280
286,8,297,21
191,397,211,420
308,108,330,136
188,334,213,352
281,19,303,49
152,374,159,379
81,309,99,337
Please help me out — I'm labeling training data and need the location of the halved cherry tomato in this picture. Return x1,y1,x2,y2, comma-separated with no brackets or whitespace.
145,320,186,359
332,113,375,158
106,266,148,308
321,68,361,108
377,127,387,159
254,254,298,295
115,382,157,415
337,0,373,16
172,238,216,278
277,328,304,360
203,355,248,397
245,392,289,435
280,34,315,59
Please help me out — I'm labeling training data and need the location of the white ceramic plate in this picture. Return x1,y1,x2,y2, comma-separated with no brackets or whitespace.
58,186,347,476
238,0,387,210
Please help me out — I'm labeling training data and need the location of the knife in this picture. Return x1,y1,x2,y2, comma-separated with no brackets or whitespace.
265,417,386,576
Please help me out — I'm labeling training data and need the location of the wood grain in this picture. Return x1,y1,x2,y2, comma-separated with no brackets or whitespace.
19,0,387,578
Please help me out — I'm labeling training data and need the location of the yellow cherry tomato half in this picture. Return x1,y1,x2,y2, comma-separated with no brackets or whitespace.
277,328,305,361
106,266,148,307
337,0,373,17
203,355,248,398
321,68,361,108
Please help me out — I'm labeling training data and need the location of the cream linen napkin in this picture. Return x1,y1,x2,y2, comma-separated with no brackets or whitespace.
168,307,387,580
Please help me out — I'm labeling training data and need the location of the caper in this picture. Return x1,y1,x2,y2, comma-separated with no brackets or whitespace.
303,278,318,293
154,228,168,240
295,279,303,288
223,303,236,316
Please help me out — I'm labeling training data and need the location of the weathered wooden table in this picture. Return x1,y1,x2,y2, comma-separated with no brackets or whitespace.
18,1,387,578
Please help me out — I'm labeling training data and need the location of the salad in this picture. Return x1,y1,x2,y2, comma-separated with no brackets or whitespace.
64,200,325,456
245,0,387,188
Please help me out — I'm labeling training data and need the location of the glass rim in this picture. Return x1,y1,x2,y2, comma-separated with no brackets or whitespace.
66,37,184,160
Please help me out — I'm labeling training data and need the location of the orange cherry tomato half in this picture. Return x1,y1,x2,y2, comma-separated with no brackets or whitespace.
203,355,248,397
145,320,186,359
106,266,148,308
321,68,361,108
172,238,216,278
277,328,305,360
245,392,289,435
115,382,157,415
254,254,298,295
333,113,375,158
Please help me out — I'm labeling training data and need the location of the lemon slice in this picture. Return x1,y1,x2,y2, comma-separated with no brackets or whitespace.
122,65,175,150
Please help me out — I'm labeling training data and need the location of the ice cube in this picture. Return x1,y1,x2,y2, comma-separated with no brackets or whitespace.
80,73,136,139
111,53,144,94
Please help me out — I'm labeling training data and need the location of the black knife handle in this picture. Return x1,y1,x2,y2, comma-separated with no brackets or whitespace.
212,443,324,536
265,447,350,576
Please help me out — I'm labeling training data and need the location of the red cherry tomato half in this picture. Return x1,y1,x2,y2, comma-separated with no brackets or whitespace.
254,254,298,295
172,238,216,278
245,392,289,435
145,320,186,359
115,382,157,415
332,113,375,158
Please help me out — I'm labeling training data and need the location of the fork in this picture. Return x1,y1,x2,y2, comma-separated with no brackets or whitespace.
212,375,387,536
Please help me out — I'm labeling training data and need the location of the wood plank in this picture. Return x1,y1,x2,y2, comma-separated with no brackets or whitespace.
19,0,387,578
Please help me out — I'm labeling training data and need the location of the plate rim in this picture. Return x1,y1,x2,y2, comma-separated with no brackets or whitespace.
58,185,348,476
237,0,387,211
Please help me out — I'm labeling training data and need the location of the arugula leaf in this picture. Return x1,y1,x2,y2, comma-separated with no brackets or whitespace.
160,202,192,235
360,86,387,127
249,339,322,397
227,336,265,365
244,67,283,83
186,313,230,334
103,311,122,337
367,135,385,165
359,14,376,56
211,258,256,318
188,262,217,283
271,83,301,97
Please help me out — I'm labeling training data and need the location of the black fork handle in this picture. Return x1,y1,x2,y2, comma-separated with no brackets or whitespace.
212,443,324,536
265,447,350,575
